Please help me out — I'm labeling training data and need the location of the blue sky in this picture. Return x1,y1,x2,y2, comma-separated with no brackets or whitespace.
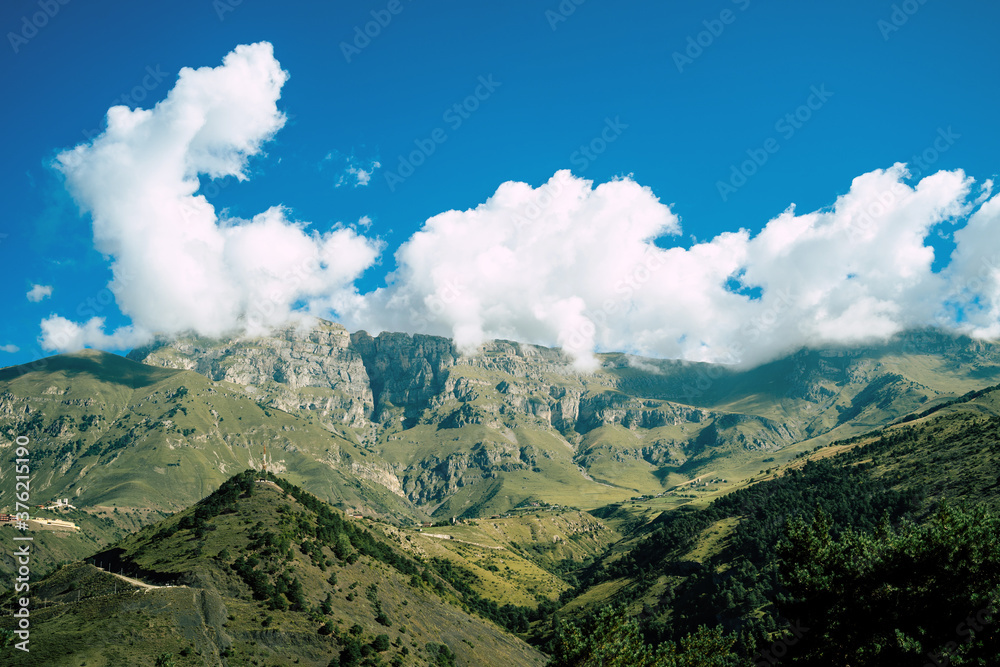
2,0,999,369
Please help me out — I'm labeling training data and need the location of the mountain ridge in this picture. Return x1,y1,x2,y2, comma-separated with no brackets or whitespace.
5,323,1000,536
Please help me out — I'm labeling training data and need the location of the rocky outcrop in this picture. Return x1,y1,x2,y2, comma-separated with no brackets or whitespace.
123,322,812,449
576,391,710,432
123,319,1000,510
349,331,457,425
349,460,405,496
129,322,374,428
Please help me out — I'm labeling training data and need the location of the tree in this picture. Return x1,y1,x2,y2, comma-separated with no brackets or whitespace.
777,504,1000,665
337,638,363,667
547,606,745,667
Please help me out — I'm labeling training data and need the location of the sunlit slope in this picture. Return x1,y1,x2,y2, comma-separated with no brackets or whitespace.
0,350,423,522
0,472,547,666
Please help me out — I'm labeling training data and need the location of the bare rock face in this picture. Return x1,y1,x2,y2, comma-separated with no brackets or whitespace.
468,339,579,378
128,321,375,428
349,331,458,425
125,320,1000,502
20,320,1000,518
125,321,797,450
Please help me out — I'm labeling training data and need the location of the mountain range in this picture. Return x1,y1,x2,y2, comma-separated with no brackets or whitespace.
5,322,1000,526
3,322,1000,664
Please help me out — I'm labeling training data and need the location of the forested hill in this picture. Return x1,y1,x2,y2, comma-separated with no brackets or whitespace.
543,387,1000,665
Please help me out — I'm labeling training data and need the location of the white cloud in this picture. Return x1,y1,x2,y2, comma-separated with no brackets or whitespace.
332,155,381,188
341,170,682,370
40,42,1000,369
322,151,381,188
347,162,380,187
26,284,52,302
0,344,19,354
40,317,149,353
42,42,383,353
941,186,1000,338
343,165,997,368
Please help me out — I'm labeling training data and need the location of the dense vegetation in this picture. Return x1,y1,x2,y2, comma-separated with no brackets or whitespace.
547,607,743,666
573,456,923,654
777,503,1000,664
6,355,1000,665
262,472,549,635
552,403,1000,663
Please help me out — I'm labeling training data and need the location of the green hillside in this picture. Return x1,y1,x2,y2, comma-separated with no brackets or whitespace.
122,324,1000,524
0,471,546,666
7,326,1000,538
546,385,1000,663
0,351,426,550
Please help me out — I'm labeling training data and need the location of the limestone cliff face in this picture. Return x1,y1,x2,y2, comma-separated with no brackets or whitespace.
122,321,811,449
468,339,580,378
125,320,1000,506
575,393,711,432
129,323,622,435
128,322,374,428
349,331,458,425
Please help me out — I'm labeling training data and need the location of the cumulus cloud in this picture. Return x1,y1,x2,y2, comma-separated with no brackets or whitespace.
942,181,1000,338
43,42,382,352
40,317,149,353
26,284,52,302
40,42,1000,369
344,169,682,370
0,344,19,354
343,165,999,368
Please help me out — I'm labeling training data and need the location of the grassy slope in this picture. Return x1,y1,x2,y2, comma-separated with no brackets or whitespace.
390,510,622,608
0,350,425,514
9,331,1000,532
0,477,547,667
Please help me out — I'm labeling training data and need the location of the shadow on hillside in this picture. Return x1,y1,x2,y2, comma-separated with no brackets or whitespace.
0,350,177,389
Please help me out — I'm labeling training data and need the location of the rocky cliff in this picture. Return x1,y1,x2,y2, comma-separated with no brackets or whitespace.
119,321,1000,516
